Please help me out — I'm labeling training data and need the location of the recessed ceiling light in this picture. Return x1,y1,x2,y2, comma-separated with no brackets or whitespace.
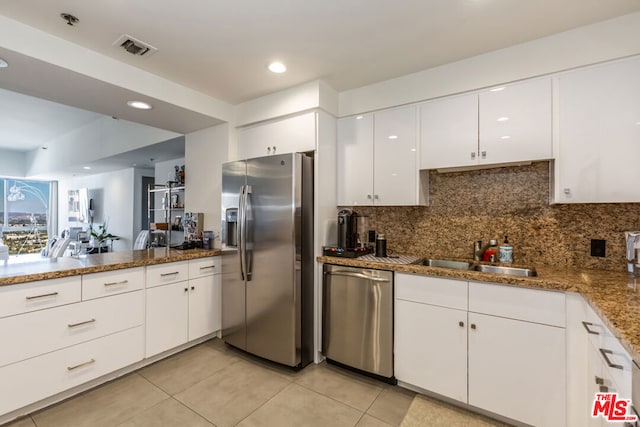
496,117,510,122
490,86,506,92
0,58,8,68
41,146,48,150
388,135,398,140
268,62,287,73
410,148,417,152
500,135,511,140
127,100,152,110
83,166,91,170
356,116,364,120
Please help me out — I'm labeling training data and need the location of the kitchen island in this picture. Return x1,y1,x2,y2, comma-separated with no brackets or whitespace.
0,248,222,424
0,247,221,286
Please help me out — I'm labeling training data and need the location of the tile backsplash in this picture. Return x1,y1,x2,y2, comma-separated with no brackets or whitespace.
352,161,640,271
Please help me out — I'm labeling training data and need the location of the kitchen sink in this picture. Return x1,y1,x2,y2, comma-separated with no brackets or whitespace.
423,259,472,270
473,264,537,277
421,259,537,277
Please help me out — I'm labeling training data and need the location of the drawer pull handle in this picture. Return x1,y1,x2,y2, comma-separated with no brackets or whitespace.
458,321,464,327
581,321,600,335
599,385,609,393
595,376,604,385
470,324,477,330
104,280,129,286
199,265,215,270
26,292,59,300
160,271,180,277
68,318,96,328
599,348,624,370
67,358,96,371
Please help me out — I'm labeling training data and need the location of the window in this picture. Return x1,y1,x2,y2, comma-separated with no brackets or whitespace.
1,179,53,255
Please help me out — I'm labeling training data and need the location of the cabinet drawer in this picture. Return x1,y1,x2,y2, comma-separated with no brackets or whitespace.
188,257,221,279
0,326,144,416
0,291,144,368
82,267,144,300
146,261,189,288
395,273,467,311
0,277,81,318
598,334,633,399
469,282,565,327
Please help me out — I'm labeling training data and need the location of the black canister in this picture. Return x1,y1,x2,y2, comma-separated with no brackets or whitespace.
375,234,387,257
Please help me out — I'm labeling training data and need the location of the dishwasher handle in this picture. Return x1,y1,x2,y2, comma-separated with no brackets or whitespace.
327,270,391,282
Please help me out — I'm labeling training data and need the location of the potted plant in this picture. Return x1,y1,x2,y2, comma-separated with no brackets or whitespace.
90,221,119,253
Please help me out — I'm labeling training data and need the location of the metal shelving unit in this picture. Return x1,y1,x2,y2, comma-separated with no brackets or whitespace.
147,182,185,247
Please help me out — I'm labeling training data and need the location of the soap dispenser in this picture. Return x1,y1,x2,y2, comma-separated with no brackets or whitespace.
499,235,513,264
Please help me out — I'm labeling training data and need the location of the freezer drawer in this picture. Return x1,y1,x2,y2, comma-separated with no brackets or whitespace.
322,264,393,378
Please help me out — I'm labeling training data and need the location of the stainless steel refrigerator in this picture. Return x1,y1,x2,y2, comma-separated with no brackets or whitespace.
221,152,314,368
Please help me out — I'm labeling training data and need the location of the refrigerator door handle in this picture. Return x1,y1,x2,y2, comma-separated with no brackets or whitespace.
244,185,253,281
238,185,246,281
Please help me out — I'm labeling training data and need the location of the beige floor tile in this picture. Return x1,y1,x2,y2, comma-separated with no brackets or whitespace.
138,342,241,395
367,387,416,426
207,338,310,381
237,383,363,427
2,416,36,427
400,395,512,427
356,414,394,427
31,373,168,427
116,397,214,427
175,359,290,427
295,363,384,411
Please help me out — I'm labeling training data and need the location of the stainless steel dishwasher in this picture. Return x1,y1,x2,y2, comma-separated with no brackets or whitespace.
322,264,394,381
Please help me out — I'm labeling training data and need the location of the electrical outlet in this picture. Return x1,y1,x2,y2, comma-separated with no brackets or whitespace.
591,239,606,257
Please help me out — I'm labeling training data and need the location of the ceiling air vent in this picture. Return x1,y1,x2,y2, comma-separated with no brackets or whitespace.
113,34,158,57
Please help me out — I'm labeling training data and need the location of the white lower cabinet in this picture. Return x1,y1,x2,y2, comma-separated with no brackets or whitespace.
145,257,222,357
395,299,467,402
395,273,567,426
566,293,634,427
0,326,143,416
145,281,190,357
467,312,566,426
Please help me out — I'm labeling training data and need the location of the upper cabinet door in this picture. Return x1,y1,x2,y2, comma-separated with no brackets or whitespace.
374,106,418,205
420,93,478,169
479,78,552,165
337,113,374,205
236,112,317,160
556,57,640,203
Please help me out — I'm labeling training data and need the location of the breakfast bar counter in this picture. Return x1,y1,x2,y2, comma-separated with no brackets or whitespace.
0,248,221,286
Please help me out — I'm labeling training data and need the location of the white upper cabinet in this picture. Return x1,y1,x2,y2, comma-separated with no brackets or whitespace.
373,106,418,205
236,111,317,160
337,106,422,206
479,78,552,165
420,78,552,169
337,113,374,206
555,57,640,203
420,93,478,169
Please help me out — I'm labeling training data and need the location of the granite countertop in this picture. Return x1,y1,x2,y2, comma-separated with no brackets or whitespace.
0,248,222,286
318,255,640,366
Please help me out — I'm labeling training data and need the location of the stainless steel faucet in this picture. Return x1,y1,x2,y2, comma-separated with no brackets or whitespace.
474,239,498,261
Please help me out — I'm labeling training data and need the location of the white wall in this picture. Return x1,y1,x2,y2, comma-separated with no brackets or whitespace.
185,124,229,247
58,168,136,251
339,11,640,116
25,117,180,177
0,150,25,177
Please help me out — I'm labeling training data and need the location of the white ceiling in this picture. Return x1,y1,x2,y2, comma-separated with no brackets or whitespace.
1,0,639,104
1,1,640,175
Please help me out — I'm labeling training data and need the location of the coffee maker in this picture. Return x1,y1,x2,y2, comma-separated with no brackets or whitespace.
337,208,357,249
